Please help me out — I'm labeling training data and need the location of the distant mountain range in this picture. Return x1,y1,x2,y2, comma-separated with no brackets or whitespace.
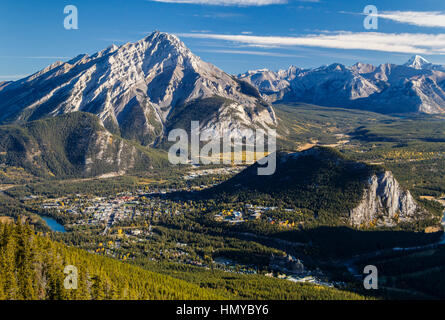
0,32,275,147
238,55,445,114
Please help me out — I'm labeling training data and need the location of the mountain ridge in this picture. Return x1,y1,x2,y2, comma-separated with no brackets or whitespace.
0,32,276,146
202,147,433,228
0,81,11,92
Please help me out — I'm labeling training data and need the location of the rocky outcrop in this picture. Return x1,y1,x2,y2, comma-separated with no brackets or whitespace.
270,254,305,275
83,130,138,176
349,171,429,227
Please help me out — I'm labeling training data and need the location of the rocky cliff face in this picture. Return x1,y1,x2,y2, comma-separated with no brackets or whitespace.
0,81,10,92
349,171,429,227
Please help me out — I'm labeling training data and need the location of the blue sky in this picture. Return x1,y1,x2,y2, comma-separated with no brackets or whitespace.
1,0,445,80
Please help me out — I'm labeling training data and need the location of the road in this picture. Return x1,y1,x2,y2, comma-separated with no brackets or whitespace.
343,211,445,278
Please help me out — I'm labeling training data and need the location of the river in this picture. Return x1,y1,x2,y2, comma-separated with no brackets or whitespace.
393,210,445,250
41,216,66,233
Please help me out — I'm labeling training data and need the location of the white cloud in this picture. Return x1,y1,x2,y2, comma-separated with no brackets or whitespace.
378,11,445,28
198,49,305,57
24,56,71,59
0,56,70,60
178,32,445,55
150,0,287,6
190,30,212,33
0,75,26,80
201,12,245,18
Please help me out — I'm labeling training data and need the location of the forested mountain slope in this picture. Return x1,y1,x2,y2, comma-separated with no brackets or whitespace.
0,221,369,300
0,112,168,178
0,221,224,300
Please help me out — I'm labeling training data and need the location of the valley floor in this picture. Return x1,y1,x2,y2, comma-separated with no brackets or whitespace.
2,104,445,300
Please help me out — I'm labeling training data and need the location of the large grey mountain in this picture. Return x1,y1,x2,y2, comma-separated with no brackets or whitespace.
239,55,445,114
0,32,276,146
